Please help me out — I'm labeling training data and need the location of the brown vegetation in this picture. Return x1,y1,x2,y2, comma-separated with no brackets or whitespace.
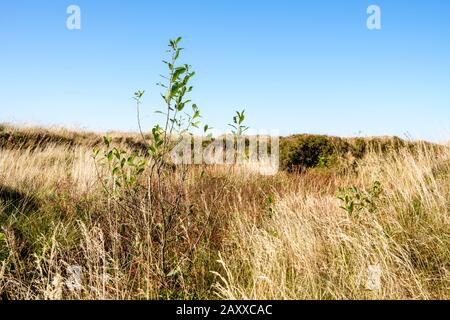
0,125,448,299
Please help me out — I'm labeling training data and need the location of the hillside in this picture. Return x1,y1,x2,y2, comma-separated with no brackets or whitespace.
0,125,449,299
0,124,437,170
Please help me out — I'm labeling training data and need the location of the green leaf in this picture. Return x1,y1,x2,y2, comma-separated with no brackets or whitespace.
92,148,100,158
162,60,174,71
172,67,187,82
174,48,182,60
176,103,185,111
103,136,112,147
193,110,200,119
134,90,145,99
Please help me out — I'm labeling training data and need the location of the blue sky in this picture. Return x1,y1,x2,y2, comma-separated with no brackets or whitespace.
1,0,449,141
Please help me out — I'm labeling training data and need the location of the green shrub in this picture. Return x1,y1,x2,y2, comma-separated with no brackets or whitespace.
337,181,383,217
280,135,351,170
279,134,428,172
291,135,334,168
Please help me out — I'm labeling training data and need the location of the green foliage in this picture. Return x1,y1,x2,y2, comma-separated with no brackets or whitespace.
228,110,249,136
94,140,146,193
155,37,206,139
279,135,418,171
353,138,367,159
352,136,406,157
94,37,207,194
337,181,382,216
283,135,337,169
265,194,275,218
134,90,145,100
0,231,8,261
317,155,328,168
91,37,243,293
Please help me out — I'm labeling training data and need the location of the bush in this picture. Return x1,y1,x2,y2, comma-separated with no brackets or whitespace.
291,135,334,168
280,135,351,170
279,134,428,172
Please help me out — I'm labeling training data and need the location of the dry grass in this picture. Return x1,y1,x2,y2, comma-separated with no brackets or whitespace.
0,126,448,300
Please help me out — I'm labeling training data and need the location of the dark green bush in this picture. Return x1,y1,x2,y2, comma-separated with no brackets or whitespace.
279,134,424,171
290,135,334,168
280,135,350,170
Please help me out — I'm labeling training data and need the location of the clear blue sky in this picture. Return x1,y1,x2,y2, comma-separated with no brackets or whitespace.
1,0,449,141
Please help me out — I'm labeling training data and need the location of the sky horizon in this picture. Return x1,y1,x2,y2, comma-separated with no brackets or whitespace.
1,0,450,142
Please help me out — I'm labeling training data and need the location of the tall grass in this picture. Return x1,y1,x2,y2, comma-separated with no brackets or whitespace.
214,145,450,299
0,128,448,300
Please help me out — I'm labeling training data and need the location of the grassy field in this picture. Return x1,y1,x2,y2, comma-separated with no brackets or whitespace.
0,124,449,300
